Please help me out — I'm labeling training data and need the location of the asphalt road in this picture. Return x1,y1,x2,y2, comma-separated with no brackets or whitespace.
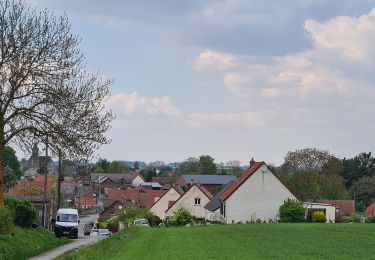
29,213,104,260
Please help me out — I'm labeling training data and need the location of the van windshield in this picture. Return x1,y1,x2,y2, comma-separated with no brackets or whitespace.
57,213,78,223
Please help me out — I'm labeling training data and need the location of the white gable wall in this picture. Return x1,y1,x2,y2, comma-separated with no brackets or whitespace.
166,186,210,219
225,164,297,223
131,176,144,187
150,188,181,219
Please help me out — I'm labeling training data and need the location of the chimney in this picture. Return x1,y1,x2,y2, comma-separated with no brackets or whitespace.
250,158,256,167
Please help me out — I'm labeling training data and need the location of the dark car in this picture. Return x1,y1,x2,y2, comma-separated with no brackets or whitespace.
84,221,94,236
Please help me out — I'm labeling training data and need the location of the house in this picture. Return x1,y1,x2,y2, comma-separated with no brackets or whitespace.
165,184,213,219
99,199,136,222
315,200,355,218
150,185,184,219
106,188,167,209
204,182,234,221
176,174,237,195
215,159,299,223
75,186,97,209
91,173,144,190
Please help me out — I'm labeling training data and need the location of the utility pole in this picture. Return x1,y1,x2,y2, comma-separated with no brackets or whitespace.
42,135,48,229
57,149,62,210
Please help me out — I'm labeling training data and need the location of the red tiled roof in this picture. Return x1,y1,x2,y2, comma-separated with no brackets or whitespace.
219,162,263,202
219,161,300,202
366,202,375,217
316,200,355,217
107,188,167,209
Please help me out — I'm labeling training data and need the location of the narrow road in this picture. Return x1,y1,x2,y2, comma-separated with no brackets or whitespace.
29,214,105,260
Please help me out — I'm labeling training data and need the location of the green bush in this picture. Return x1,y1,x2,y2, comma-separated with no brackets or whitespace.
349,213,360,223
335,215,344,223
279,199,306,223
115,207,161,227
5,198,37,228
0,207,14,235
171,208,193,226
312,211,326,223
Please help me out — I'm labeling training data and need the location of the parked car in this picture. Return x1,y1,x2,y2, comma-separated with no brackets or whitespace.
84,222,94,236
90,229,99,236
90,228,111,236
133,218,150,227
98,229,112,236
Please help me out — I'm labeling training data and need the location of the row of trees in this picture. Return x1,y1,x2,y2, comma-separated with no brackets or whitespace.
176,156,243,176
278,148,375,211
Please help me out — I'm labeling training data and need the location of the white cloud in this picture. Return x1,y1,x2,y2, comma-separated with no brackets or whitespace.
106,92,182,117
195,8,375,100
193,50,236,71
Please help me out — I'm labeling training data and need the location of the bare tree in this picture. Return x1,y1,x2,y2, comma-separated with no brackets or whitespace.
0,0,114,207
226,160,242,176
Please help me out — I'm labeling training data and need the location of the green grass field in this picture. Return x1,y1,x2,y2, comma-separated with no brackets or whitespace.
60,224,375,260
0,227,69,260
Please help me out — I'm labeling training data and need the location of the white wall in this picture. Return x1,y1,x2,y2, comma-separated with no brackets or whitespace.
132,176,144,187
150,187,181,219
225,164,297,223
303,202,336,223
166,185,211,219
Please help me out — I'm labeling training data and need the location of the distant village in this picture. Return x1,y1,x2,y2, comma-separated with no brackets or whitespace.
6,143,375,229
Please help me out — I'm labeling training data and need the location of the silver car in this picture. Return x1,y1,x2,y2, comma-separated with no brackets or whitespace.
133,218,150,227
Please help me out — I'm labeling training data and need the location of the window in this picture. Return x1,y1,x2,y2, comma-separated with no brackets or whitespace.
194,198,201,205
220,203,226,218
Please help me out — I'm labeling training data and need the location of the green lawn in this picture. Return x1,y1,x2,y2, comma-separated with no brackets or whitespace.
60,224,375,260
0,227,69,260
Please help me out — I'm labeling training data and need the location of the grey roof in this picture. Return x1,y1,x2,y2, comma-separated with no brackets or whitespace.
181,175,237,185
204,181,234,212
6,195,52,203
90,173,141,183
141,182,163,188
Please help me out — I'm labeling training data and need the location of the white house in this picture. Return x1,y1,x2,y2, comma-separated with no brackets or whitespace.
216,160,299,223
166,184,213,219
150,186,184,219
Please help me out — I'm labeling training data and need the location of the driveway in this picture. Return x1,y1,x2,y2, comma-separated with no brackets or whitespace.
29,213,105,260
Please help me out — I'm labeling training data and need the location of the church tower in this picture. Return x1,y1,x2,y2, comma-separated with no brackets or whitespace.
31,143,39,168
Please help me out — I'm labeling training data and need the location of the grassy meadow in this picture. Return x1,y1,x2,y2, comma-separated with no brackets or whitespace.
0,227,69,260
60,223,375,260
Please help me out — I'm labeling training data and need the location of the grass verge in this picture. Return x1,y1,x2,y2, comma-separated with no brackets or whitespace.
0,227,69,260
59,224,375,260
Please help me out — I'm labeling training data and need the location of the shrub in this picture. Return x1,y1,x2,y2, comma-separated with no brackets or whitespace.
312,211,326,223
0,207,14,235
171,208,193,226
371,216,375,223
14,203,37,228
279,199,306,223
349,213,360,223
115,207,161,227
5,198,37,228
335,215,344,223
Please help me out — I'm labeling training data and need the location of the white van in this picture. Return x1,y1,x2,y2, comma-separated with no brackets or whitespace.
52,208,80,239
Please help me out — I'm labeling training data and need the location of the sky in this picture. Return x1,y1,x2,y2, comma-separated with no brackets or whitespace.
24,0,375,165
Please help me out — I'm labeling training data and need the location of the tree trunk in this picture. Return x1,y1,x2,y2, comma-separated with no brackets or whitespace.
0,142,4,208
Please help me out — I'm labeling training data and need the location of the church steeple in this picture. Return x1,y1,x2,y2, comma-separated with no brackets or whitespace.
31,143,39,168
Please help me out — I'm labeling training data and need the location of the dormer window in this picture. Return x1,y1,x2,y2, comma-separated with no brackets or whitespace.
194,198,201,205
